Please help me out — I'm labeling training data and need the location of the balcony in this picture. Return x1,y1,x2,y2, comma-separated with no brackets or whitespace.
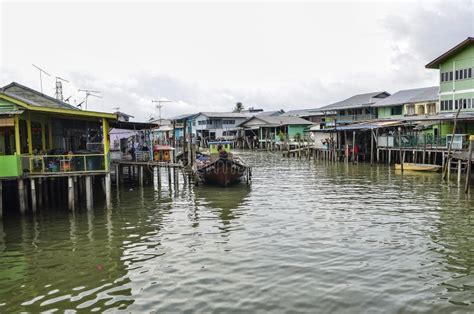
21,154,107,176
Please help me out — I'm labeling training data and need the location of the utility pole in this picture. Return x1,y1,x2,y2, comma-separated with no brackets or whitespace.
32,64,51,93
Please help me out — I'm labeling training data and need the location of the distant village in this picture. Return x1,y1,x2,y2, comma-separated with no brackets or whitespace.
0,37,473,214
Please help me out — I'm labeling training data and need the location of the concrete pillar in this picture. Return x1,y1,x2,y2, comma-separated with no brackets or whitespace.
18,179,26,214
30,179,37,213
85,176,93,210
68,177,74,211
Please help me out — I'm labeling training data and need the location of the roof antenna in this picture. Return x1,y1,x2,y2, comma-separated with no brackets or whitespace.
32,64,51,93
78,89,102,110
152,98,172,124
55,76,69,101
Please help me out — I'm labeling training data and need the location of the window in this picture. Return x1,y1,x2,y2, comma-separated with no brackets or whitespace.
464,69,468,78
450,71,453,81
454,100,458,110
440,73,444,82
469,68,472,78
406,105,415,116
391,106,402,115
449,100,453,110
440,100,445,111
222,119,235,125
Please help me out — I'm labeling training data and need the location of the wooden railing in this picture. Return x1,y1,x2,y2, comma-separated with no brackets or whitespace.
22,154,106,174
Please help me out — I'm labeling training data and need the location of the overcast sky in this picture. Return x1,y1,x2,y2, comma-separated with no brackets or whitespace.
1,0,473,120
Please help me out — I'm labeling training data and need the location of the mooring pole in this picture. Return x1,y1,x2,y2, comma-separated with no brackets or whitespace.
68,176,74,211
398,127,403,173
0,180,3,219
18,179,26,214
465,135,474,193
85,176,93,210
30,178,37,213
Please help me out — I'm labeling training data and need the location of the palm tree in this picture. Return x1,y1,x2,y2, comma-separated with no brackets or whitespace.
233,102,244,113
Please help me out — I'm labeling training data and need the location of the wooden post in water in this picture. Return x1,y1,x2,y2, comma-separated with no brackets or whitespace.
30,179,37,213
457,160,462,184
139,166,144,186
85,176,93,210
18,179,26,214
115,164,120,189
68,176,74,211
0,180,3,219
352,131,356,164
443,103,463,180
105,173,111,208
398,127,403,172
465,135,473,193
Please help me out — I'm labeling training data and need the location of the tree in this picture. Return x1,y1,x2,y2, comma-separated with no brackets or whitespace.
233,102,244,113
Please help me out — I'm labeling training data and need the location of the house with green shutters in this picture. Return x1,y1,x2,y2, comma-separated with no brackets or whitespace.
426,37,474,113
373,86,439,119
318,91,390,126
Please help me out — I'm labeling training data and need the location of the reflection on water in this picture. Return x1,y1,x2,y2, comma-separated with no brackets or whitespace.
0,151,474,312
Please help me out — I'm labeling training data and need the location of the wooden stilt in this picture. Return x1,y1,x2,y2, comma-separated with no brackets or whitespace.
37,179,43,209
85,176,93,210
115,164,120,189
457,159,462,183
0,180,3,219
30,178,37,213
68,176,74,211
465,137,473,193
18,179,26,214
105,173,111,208
139,166,144,186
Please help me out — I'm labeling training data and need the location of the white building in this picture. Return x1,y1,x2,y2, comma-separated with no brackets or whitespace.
192,112,250,140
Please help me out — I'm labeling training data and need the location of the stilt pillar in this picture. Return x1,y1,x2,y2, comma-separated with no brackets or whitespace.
18,179,26,214
85,176,93,210
68,176,74,211
105,173,111,208
0,180,3,219
30,178,37,213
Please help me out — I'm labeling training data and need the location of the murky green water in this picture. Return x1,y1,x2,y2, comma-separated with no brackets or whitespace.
1,151,474,312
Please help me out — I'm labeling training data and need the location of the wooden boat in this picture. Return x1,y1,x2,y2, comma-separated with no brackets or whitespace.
196,141,251,187
395,163,442,172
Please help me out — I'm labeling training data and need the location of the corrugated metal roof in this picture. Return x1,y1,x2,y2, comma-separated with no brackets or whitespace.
1,82,80,110
318,91,390,111
373,87,438,107
0,110,24,115
256,110,284,117
198,112,250,118
280,109,323,117
315,120,403,131
239,115,313,127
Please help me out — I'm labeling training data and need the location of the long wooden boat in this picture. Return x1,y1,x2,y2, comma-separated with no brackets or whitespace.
395,163,442,172
196,141,251,187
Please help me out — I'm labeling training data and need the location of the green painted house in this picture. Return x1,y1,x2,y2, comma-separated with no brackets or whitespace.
373,86,439,119
426,37,474,113
237,116,313,142
318,91,390,125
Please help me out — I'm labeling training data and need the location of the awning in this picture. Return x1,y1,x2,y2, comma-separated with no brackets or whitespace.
109,120,158,130
315,120,403,132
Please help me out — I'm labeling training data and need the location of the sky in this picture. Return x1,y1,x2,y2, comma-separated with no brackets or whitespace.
0,0,473,120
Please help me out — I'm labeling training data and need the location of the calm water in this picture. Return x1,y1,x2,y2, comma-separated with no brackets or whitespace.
1,151,474,313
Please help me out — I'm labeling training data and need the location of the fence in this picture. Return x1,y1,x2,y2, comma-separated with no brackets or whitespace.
22,154,106,174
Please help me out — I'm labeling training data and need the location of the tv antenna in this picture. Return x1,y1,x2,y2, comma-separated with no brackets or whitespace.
78,89,102,110
54,76,69,101
152,99,172,124
32,64,51,93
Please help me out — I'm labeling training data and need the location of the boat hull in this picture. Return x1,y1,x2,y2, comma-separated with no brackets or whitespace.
395,163,441,172
198,159,247,187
